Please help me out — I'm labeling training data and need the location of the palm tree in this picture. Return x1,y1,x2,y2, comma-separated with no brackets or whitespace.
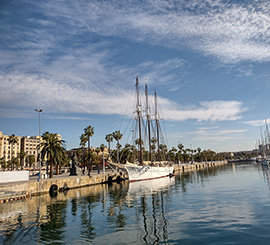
105,134,113,156
80,133,88,172
99,144,106,173
26,155,35,168
80,134,87,149
151,137,157,161
112,130,122,163
19,151,27,170
8,134,18,170
0,157,6,170
84,125,94,173
38,132,66,178
84,125,94,151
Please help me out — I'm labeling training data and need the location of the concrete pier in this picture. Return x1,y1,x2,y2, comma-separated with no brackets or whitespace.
0,161,227,204
0,171,127,203
174,160,228,172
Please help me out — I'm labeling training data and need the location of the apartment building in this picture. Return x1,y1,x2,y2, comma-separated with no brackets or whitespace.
0,131,62,169
21,136,41,167
0,131,21,163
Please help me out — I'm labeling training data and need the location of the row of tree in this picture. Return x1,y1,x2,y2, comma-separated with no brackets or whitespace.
0,125,259,178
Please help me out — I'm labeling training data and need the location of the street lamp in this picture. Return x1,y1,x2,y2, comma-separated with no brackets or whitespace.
35,109,43,178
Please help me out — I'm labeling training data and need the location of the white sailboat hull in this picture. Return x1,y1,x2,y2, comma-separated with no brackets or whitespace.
125,165,174,182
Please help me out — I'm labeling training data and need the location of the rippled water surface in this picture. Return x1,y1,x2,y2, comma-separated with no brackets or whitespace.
1,162,270,244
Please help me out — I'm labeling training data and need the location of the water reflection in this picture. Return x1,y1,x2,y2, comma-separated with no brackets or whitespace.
1,163,270,244
127,178,175,244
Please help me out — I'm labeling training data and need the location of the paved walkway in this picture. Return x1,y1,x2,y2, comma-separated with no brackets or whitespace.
0,168,116,202
0,168,114,186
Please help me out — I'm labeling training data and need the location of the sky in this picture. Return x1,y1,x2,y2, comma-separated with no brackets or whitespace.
1,0,270,152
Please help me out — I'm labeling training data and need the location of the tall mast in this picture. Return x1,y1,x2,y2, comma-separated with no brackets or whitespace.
260,126,266,158
136,77,143,165
145,84,152,164
265,119,270,153
155,90,160,163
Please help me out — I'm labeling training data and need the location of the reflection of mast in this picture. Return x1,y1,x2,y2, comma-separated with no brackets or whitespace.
261,166,270,192
136,77,143,165
152,193,159,243
155,91,160,163
141,196,148,243
160,192,168,242
145,84,152,164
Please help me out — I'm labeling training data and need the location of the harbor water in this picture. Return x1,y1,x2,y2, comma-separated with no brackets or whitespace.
1,162,270,244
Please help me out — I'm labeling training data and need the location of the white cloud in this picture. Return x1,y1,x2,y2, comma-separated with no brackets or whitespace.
160,100,245,121
0,0,252,123
0,71,245,122
243,119,270,127
49,0,270,64
187,127,247,142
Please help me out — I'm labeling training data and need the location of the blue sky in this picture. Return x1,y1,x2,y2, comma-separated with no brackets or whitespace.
1,0,270,152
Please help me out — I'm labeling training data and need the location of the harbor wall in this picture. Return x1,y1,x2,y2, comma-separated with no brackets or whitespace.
0,172,127,203
174,160,228,172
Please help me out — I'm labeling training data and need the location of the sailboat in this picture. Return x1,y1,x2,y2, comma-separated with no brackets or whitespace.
259,123,270,166
124,77,174,182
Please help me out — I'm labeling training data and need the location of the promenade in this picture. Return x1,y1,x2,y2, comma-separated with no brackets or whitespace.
0,167,126,203
0,160,227,204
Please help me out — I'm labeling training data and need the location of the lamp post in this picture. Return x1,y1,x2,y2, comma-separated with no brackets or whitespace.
35,109,43,178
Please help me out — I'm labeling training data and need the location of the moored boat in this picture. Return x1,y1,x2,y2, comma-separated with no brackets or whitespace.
124,77,174,182
125,163,174,182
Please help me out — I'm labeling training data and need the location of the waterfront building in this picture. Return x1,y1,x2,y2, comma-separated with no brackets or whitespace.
21,136,41,168
0,131,21,165
0,131,62,169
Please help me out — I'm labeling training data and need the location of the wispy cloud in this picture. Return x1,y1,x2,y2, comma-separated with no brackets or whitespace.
0,72,245,122
188,127,247,142
243,119,270,127
0,0,253,123
160,100,246,121
39,0,270,64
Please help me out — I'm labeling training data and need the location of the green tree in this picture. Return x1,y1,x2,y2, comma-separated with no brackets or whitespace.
105,134,113,156
80,134,87,149
7,134,18,170
26,155,35,168
38,132,66,178
80,133,88,172
0,157,6,170
112,130,123,163
84,125,94,173
84,125,94,151
19,151,27,170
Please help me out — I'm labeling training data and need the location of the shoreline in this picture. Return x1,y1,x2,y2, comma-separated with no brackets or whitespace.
0,160,227,204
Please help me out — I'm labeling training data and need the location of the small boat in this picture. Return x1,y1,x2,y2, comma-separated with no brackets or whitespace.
124,77,174,182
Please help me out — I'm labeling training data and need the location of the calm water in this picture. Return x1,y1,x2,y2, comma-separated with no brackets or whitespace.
1,162,270,244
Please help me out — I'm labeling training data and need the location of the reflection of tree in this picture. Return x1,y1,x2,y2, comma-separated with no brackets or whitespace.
2,218,21,243
107,182,128,229
176,164,226,194
71,198,77,216
40,201,68,242
80,196,96,241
